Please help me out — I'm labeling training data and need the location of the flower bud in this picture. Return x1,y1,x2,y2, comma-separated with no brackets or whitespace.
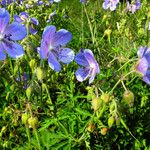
91,97,101,111
108,116,115,128
1,126,7,134
26,86,32,100
28,117,38,129
21,113,30,125
36,67,44,81
123,90,134,107
109,103,115,113
101,127,108,135
29,59,36,72
100,93,110,103
104,29,112,37
115,117,121,126
86,123,96,133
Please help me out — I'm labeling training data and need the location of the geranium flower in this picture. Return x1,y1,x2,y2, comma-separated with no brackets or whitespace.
137,46,150,85
127,0,141,14
80,0,87,4
39,25,74,72
14,12,39,35
16,72,29,89
75,49,100,84
1,0,24,7
103,0,119,11
0,8,27,60
1,0,15,7
49,0,61,4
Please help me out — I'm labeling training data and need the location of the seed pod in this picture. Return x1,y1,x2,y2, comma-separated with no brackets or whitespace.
104,29,112,36
36,67,44,81
108,116,115,128
100,93,110,103
109,103,115,113
115,117,121,126
101,127,108,135
86,123,96,133
26,86,32,100
123,90,134,107
28,117,38,129
21,113,30,125
29,59,36,72
91,97,101,111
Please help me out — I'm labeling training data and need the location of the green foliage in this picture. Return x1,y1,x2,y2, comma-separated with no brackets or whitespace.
0,0,150,149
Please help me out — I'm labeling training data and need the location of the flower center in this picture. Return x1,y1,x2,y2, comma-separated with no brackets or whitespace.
0,34,4,41
90,62,95,69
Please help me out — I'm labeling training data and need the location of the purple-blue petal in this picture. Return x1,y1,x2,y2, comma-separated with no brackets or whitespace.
31,18,39,26
52,29,72,47
75,50,89,67
57,48,74,64
48,52,61,72
30,26,38,35
4,22,27,41
0,43,6,60
0,8,10,33
42,25,56,42
20,12,29,20
3,41,24,58
39,39,49,59
143,74,150,85
137,46,150,58
138,57,149,75
75,68,91,82
14,14,23,23
89,68,98,84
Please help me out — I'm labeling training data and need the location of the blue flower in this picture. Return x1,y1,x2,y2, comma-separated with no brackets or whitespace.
1,0,24,7
80,0,87,4
16,72,29,89
49,0,61,4
127,0,141,14
0,8,27,60
39,25,74,72
1,0,15,7
103,0,119,11
75,49,100,84
137,46,150,85
14,12,39,35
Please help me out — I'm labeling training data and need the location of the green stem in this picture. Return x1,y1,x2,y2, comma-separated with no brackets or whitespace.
34,129,41,150
84,5,95,44
110,70,135,94
25,125,31,148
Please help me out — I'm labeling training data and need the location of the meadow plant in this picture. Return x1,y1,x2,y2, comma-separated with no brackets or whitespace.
126,0,141,14
0,0,150,149
102,0,119,11
14,12,39,35
75,49,100,84
0,8,26,60
39,25,74,72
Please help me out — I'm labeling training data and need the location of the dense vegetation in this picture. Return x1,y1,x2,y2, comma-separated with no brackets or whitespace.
0,0,150,149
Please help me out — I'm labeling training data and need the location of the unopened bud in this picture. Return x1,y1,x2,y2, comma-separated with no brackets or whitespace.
26,86,32,100
100,93,110,103
104,29,112,36
21,113,30,125
28,117,38,129
29,59,36,72
108,116,115,128
101,127,108,135
115,117,121,126
123,90,134,107
36,67,44,81
86,123,96,132
91,97,101,111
